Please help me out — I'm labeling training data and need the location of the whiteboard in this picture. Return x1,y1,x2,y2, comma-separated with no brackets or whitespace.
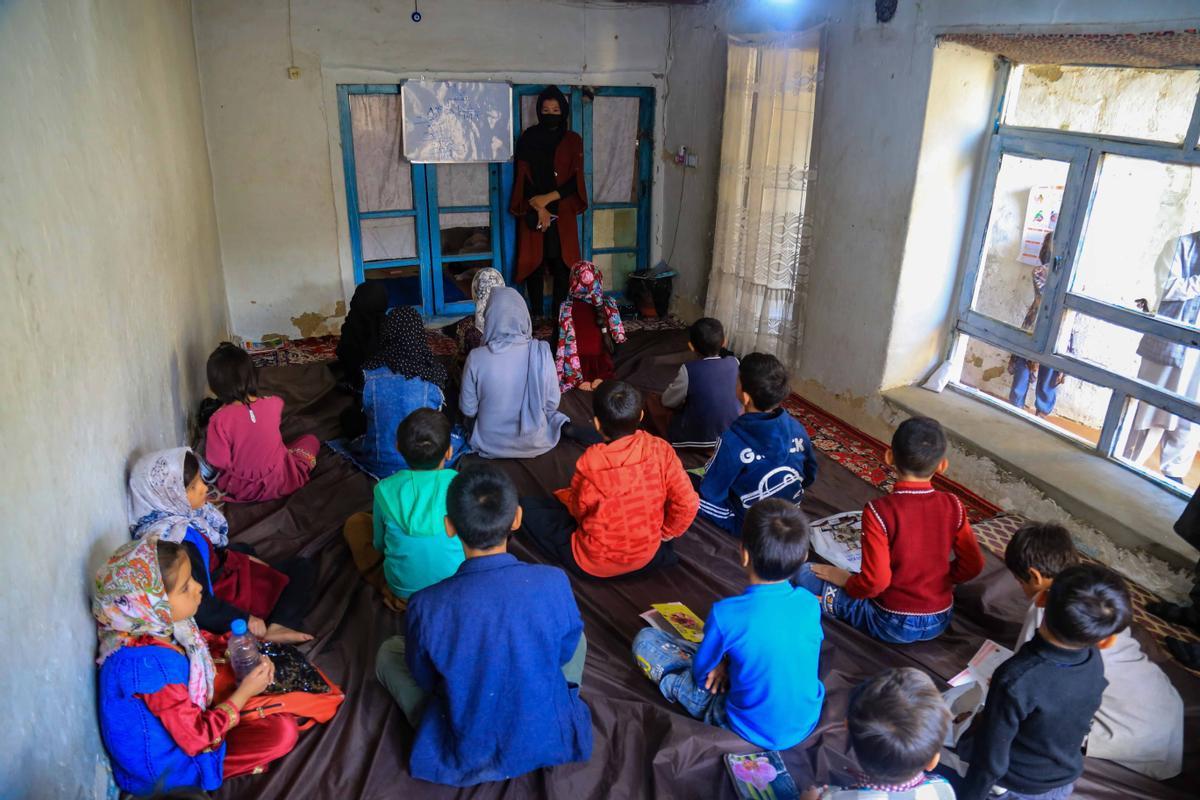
401,80,513,163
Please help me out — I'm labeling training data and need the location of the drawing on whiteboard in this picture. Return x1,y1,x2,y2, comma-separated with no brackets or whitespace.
402,80,513,163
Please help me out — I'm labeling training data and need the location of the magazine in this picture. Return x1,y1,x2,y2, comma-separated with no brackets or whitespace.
943,639,1015,747
639,602,705,643
809,511,863,572
724,751,800,800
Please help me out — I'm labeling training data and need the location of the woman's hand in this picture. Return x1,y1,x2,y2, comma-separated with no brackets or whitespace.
529,193,557,210
537,207,553,232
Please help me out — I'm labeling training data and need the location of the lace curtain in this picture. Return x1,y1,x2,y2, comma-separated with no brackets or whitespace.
705,28,824,365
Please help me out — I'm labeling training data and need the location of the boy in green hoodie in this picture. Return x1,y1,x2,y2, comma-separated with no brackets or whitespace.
343,408,463,610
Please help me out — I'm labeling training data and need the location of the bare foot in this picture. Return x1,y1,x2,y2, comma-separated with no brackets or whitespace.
263,623,315,644
382,587,408,613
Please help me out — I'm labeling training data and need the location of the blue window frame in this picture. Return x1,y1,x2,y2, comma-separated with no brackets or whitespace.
339,82,655,317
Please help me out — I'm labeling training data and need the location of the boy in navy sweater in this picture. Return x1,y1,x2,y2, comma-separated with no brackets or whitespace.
660,317,744,448
375,466,592,786
958,564,1131,800
697,353,817,535
633,499,825,750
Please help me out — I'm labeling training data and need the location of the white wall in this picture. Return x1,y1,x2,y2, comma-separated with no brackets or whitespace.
193,0,672,339
0,1,228,797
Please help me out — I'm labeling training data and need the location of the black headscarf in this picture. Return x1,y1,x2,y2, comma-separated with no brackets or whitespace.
363,305,448,389
337,281,390,378
515,85,570,195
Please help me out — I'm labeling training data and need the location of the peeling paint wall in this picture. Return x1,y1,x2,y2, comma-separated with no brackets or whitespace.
0,1,228,797
192,0,671,340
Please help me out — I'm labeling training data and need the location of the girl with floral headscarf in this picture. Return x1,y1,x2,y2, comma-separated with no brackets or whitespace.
95,535,297,794
129,447,315,644
555,260,627,392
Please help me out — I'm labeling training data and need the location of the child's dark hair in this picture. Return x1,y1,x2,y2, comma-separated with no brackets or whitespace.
890,417,947,477
446,466,519,550
848,667,950,785
741,499,810,581
689,317,725,357
1043,564,1131,648
594,380,643,440
397,408,452,470
183,450,200,489
739,353,789,411
1004,522,1078,583
206,342,258,405
156,540,188,592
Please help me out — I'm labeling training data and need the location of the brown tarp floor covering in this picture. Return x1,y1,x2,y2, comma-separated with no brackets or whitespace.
217,331,1198,800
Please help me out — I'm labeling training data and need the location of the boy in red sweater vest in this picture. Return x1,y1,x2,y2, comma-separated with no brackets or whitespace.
520,381,699,578
793,417,983,643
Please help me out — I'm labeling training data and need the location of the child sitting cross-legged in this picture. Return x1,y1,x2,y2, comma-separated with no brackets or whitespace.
96,536,296,795
697,353,818,535
342,408,463,611
958,564,1132,800
520,380,699,578
660,317,743,448
632,499,825,750
375,466,593,787
794,417,984,644
802,667,955,800
1003,523,1183,780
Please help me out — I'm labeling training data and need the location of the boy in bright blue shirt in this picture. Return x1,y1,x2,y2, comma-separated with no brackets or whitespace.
632,498,825,750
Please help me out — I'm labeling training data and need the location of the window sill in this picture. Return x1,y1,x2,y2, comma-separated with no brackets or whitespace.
883,385,1199,568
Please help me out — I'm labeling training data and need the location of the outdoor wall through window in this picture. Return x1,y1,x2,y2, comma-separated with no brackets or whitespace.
338,83,654,318
951,61,1200,495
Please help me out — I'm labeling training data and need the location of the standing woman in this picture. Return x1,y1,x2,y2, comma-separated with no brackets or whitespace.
511,86,588,320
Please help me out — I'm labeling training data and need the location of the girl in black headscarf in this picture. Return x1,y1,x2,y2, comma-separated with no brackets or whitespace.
336,281,390,390
510,86,588,320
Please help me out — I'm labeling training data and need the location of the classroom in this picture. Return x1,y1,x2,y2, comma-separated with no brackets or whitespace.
3,1,1200,799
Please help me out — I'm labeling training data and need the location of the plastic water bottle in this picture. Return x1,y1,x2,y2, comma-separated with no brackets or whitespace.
228,619,262,680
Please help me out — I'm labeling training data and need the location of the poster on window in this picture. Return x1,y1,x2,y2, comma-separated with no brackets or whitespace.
1018,185,1063,266
401,80,513,163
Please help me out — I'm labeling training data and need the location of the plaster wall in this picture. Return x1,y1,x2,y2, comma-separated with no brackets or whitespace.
671,0,1200,399
0,1,228,798
192,0,671,339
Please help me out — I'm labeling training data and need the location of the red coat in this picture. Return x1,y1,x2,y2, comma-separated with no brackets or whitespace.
554,431,699,577
510,131,588,282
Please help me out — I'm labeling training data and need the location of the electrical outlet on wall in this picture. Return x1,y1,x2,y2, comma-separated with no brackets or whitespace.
685,152,699,168
287,66,301,80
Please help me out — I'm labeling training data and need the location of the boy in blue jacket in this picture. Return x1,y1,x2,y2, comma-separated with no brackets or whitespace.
697,353,817,535
374,465,592,786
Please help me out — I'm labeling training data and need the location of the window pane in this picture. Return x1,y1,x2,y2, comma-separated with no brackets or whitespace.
441,259,493,305
592,96,639,203
1116,396,1200,491
1057,311,1200,403
957,335,1111,446
437,164,489,206
520,94,539,133
350,94,413,212
439,212,490,256
593,208,637,249
361,217,416,261
1071,155,1200,326
971,155,1069,331
592,252,636,294
1004,64,1200,144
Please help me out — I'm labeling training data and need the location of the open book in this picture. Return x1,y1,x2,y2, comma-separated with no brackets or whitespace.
639,602,705,643
943,639,1014,746
809,511,863,572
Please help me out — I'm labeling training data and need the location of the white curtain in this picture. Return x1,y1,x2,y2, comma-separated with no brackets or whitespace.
705,28,823,365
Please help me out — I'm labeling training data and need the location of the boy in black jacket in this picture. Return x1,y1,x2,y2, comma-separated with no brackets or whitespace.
958,564,1131,800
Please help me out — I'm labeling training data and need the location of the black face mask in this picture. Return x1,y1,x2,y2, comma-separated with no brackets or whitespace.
541,113,563,130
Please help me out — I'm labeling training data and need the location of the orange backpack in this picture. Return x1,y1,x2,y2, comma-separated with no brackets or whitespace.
207,633,345,730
